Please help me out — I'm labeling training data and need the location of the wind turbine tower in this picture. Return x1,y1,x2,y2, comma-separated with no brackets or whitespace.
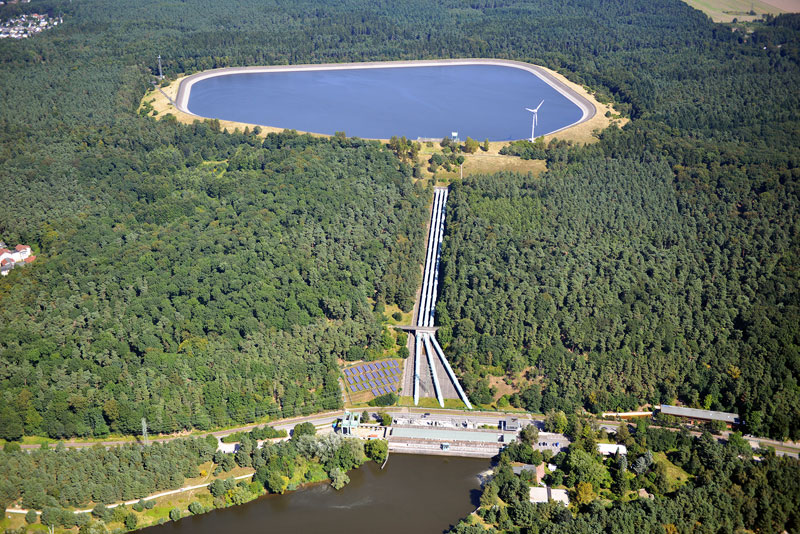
157,54,163,81
525,100,544,142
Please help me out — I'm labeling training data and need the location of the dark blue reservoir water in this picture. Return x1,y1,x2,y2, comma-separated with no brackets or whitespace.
187,65,583,141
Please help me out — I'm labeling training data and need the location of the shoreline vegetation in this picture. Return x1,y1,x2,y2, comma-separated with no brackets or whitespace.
1,426,389,534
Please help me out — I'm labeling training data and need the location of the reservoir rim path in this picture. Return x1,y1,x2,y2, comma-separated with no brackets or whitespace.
174,58,596,140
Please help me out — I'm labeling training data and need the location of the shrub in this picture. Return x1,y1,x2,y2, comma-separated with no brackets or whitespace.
25,510,37,524
188,501,204,515
124,513,138,530
368,392,398,407
292,422,316,438
169,508,181,521
91,504,111,522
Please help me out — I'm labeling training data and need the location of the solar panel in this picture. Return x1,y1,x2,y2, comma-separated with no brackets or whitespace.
377,370,384,378
348,377,354,384
343,368,350,376
390,385,397,392
391,376,399,383
369,381,376,388
350,385,356,392
380,387,387,395
380,361,387,368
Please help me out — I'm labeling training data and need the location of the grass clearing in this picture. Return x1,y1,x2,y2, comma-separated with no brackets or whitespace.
654,451,693,490
396,396,471,410
678,0,790,21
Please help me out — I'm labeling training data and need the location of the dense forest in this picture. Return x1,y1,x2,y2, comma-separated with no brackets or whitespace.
0,0,798,445
0,129,427,438
0,437,217,510
452,420,800,534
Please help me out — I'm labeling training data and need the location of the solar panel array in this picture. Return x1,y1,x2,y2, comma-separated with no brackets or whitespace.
344,360,401,396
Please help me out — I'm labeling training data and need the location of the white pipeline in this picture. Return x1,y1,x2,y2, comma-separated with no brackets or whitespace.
430,334,473,410
422,333,444,407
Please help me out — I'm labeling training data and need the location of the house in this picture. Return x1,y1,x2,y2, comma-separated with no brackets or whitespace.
512,463,546,483
0,243,35,275
597,443,627,456
660,405,741,427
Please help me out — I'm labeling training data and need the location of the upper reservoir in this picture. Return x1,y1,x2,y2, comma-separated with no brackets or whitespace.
141,454,488,534
180,61,591,141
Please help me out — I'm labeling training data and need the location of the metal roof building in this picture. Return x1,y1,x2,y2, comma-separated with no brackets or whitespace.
391,426,513,443
597,443,627,456
660,405,741,424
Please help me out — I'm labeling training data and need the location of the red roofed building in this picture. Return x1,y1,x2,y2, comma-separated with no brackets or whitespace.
0,243,36,275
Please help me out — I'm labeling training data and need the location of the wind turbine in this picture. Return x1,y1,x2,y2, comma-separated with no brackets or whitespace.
525,100,544,142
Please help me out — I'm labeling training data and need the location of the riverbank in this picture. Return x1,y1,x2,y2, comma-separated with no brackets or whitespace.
141,454,488,534
3,432,380,533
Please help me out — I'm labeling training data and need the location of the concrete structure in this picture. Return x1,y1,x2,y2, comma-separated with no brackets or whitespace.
174,59,596,139
337,411,361,435
597,443,627,456
504,418,522,431
388,425,517,457
529,486,569,505
660,405,741,426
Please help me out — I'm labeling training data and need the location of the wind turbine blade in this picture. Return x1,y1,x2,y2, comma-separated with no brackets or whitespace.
535,100,544,112
525,108,535,113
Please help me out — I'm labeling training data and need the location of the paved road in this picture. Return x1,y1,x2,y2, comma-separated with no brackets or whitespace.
17,407,799,458
595,420,800,458
19,410,344,451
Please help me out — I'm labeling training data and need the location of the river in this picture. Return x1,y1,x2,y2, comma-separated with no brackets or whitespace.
141,454,488,534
